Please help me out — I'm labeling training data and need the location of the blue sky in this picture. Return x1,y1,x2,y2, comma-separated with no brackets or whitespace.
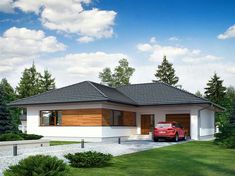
0,0,235,93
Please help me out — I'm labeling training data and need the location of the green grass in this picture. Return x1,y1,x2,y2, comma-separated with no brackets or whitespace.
50,141,80,146
70,141,235,176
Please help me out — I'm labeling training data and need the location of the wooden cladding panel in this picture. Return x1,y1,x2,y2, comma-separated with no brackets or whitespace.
59,109,136,126
122,111,136,126
166,114,190,136
62,109,102,126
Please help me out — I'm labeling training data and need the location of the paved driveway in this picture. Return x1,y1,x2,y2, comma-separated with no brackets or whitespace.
0,140,186,175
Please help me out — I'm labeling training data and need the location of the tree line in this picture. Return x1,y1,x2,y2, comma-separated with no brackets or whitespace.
99,56,235,126
1,56,235,134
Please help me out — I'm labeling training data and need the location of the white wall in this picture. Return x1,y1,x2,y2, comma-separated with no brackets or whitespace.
26,102,216,141
26,102,137,141
200,109,215,138
18,121,27,133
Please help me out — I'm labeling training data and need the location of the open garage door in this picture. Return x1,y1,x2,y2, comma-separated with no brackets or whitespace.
166,114,190,136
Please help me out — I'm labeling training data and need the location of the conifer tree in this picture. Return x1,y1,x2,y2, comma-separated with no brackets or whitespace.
0,84,13,133
153,56,179,85
40,70,56,92
16,63,42,98
0,79,20,131
205,73,226,105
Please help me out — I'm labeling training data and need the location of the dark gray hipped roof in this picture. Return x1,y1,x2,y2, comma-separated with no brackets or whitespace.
9,81,217,108
117,82,210,106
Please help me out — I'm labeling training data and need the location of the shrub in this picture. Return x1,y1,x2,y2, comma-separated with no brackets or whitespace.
214,123,235,149
3,155,69,176
0,133,23,141
19,133,43,140
65,151,113,168
0,133,43,141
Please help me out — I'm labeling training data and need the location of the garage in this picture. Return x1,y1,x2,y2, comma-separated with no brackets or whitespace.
166,114,190,136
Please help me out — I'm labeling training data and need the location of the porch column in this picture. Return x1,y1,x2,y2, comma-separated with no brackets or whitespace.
136,112,141,134
190,109,199,140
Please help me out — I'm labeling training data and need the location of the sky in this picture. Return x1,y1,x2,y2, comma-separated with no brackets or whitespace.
0,0,235,94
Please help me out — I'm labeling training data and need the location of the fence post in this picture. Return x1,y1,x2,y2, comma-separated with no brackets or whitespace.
13,145,17,156
81,139,84,148
118,137,121,144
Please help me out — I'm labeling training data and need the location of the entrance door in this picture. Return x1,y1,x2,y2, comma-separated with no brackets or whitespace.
141,115,153,134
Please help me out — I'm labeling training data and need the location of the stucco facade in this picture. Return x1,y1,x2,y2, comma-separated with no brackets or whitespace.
25,102,215,142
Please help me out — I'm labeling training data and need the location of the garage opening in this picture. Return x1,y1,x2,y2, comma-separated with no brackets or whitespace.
166,114,190,136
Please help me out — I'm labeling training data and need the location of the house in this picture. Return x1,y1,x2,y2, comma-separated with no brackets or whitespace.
9,81,223,142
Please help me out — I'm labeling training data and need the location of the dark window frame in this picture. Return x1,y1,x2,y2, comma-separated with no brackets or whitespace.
40,110,62,126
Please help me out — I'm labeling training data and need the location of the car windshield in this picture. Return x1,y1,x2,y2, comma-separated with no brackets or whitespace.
156,123,172,128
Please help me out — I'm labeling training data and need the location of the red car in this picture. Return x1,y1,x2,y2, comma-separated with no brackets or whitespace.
153,121,187,142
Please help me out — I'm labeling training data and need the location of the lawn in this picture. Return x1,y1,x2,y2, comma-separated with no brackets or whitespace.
70,141,235,176
50,141,80,146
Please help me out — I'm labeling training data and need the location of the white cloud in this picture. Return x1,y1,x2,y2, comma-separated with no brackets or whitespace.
0,27,65,73
0,0,14,13
226,66,235,74
77,36,95,43
169,36,179,41
137,38,222,63
137,43,153,52
149,37,156,43
31,52,129,87
10,0,117,41
217,25,235,40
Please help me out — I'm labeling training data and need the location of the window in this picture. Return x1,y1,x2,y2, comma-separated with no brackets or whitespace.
110,110,124,126
40,110,62,126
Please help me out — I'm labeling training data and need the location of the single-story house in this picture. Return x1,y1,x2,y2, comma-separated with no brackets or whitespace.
9,81,223,142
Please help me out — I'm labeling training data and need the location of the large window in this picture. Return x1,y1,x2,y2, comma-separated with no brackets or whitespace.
109,110,136,126
110,110,124,126
40,110,62,126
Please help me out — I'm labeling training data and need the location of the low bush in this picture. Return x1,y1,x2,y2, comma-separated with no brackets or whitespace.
65,151,113,168
0,133,43,141
19,133,43,140
0,133,23,141
214,123,235,149
3,155,70,176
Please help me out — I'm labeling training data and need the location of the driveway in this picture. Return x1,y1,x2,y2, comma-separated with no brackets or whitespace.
0,140,186,175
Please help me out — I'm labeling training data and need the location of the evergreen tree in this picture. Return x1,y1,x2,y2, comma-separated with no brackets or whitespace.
99,59,135,88
39,70,56,92
204,73,226,105
0,78,16,102
16,63,42,98
0,84,13,133
0,79,20,131
153,56,179,85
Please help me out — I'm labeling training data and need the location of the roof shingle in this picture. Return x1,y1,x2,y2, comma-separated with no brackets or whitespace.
9,81,212,107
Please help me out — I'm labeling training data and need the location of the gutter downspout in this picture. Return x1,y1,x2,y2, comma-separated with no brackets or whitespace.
197,104,213,140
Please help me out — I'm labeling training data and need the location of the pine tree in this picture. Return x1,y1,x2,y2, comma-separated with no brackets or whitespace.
0,79,20,131
205,73,226,105
0,78,16,102
39,70,56,92
153,56,179,85
0,84,13,133
99,59,135,88
16,63,42,98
